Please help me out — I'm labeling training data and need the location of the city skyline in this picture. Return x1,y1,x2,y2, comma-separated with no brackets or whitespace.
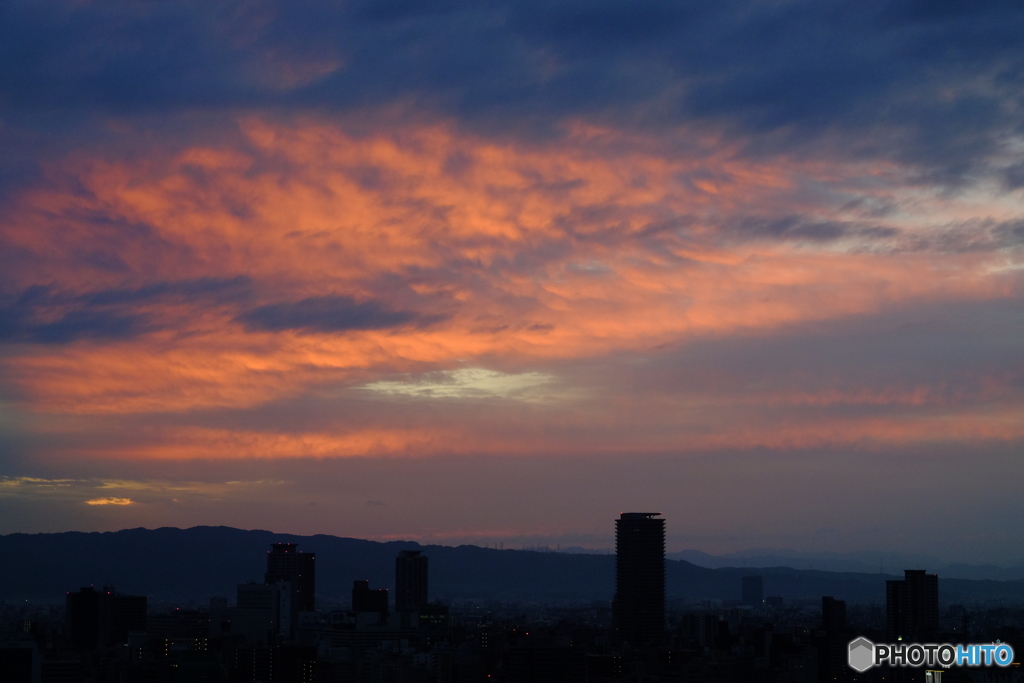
2,1,1024,565
9,522,1023,682
9,521,995,683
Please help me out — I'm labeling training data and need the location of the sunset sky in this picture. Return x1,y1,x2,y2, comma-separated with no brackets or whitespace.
2,0,1023,563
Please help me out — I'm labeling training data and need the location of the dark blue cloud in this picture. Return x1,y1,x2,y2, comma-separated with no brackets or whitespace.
719,215,1024,251
731,216,859,242
0,283,150,344
234,295,426,333
1005,163,1024,191
1,0,1022,182
26,309,150,344
80,276,254,306
0,278,254,345
0,305,150,344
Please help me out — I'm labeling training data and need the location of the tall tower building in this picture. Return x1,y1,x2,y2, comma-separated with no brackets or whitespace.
396,550,428,612
613,512,665,646
822,596,848,632
265,543,315,633
821,596,852,683
886,569,938,642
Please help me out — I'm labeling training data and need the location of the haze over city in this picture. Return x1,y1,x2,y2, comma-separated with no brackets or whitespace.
1,0,1024,566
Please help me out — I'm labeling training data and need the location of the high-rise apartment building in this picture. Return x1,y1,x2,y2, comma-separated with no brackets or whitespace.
395,550,428,612
822,596,847,632
886,569,939,642
613,512,665,646
821,596,853,683
265,543,315,612
234,581,290,645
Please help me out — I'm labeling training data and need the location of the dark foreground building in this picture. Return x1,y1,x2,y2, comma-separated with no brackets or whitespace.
395,550,428,612
265,542,315,612
352,580,389,616
66,586,147,649
886,569,939,642
613,512,665,646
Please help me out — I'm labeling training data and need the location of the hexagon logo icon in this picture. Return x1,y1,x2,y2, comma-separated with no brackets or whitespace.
849,637,875,672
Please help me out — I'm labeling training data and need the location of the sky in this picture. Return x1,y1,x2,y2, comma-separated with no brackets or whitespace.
1,0,1023,565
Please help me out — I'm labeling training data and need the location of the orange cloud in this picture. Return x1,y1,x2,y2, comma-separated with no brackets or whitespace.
2,117,1022,458
84,497,134,506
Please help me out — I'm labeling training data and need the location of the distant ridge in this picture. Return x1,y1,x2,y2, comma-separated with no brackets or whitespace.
668,549,1024,582
4,526,1024,605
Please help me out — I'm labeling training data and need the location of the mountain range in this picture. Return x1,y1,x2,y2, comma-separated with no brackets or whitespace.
4,526,1023,606
666,549,1024,582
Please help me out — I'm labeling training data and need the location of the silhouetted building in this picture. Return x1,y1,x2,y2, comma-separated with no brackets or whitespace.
887,569,938,642
396,550,428,612
419,604,451,643
66,587,100,650
231,645,316,682
264,542,313,639
233,581,290,645
0,641,38,683
66,586,146,649
682,613,723,649
742,575,763,606
820,596,851,683
822,596,847,632
505,636,586,683
265,543,315,612
42,658,85,683
352,580,389,615
613,512,665,646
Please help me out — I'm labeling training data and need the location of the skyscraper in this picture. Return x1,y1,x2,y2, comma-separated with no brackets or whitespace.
396,550,428,612
66,587,100,649
822,596,847,632
613,512,665,646
886,569,938,642
235,581,290,644
265,543,315,612
821,596,852,683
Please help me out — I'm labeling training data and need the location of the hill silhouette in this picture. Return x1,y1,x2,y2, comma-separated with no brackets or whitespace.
4,526,1023,605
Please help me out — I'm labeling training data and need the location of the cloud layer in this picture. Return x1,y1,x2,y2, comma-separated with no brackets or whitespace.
1,0,1023,560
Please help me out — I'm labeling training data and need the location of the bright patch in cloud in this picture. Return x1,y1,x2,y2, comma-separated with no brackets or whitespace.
364,368,555,400
85,497,134,506
0,477,76,488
